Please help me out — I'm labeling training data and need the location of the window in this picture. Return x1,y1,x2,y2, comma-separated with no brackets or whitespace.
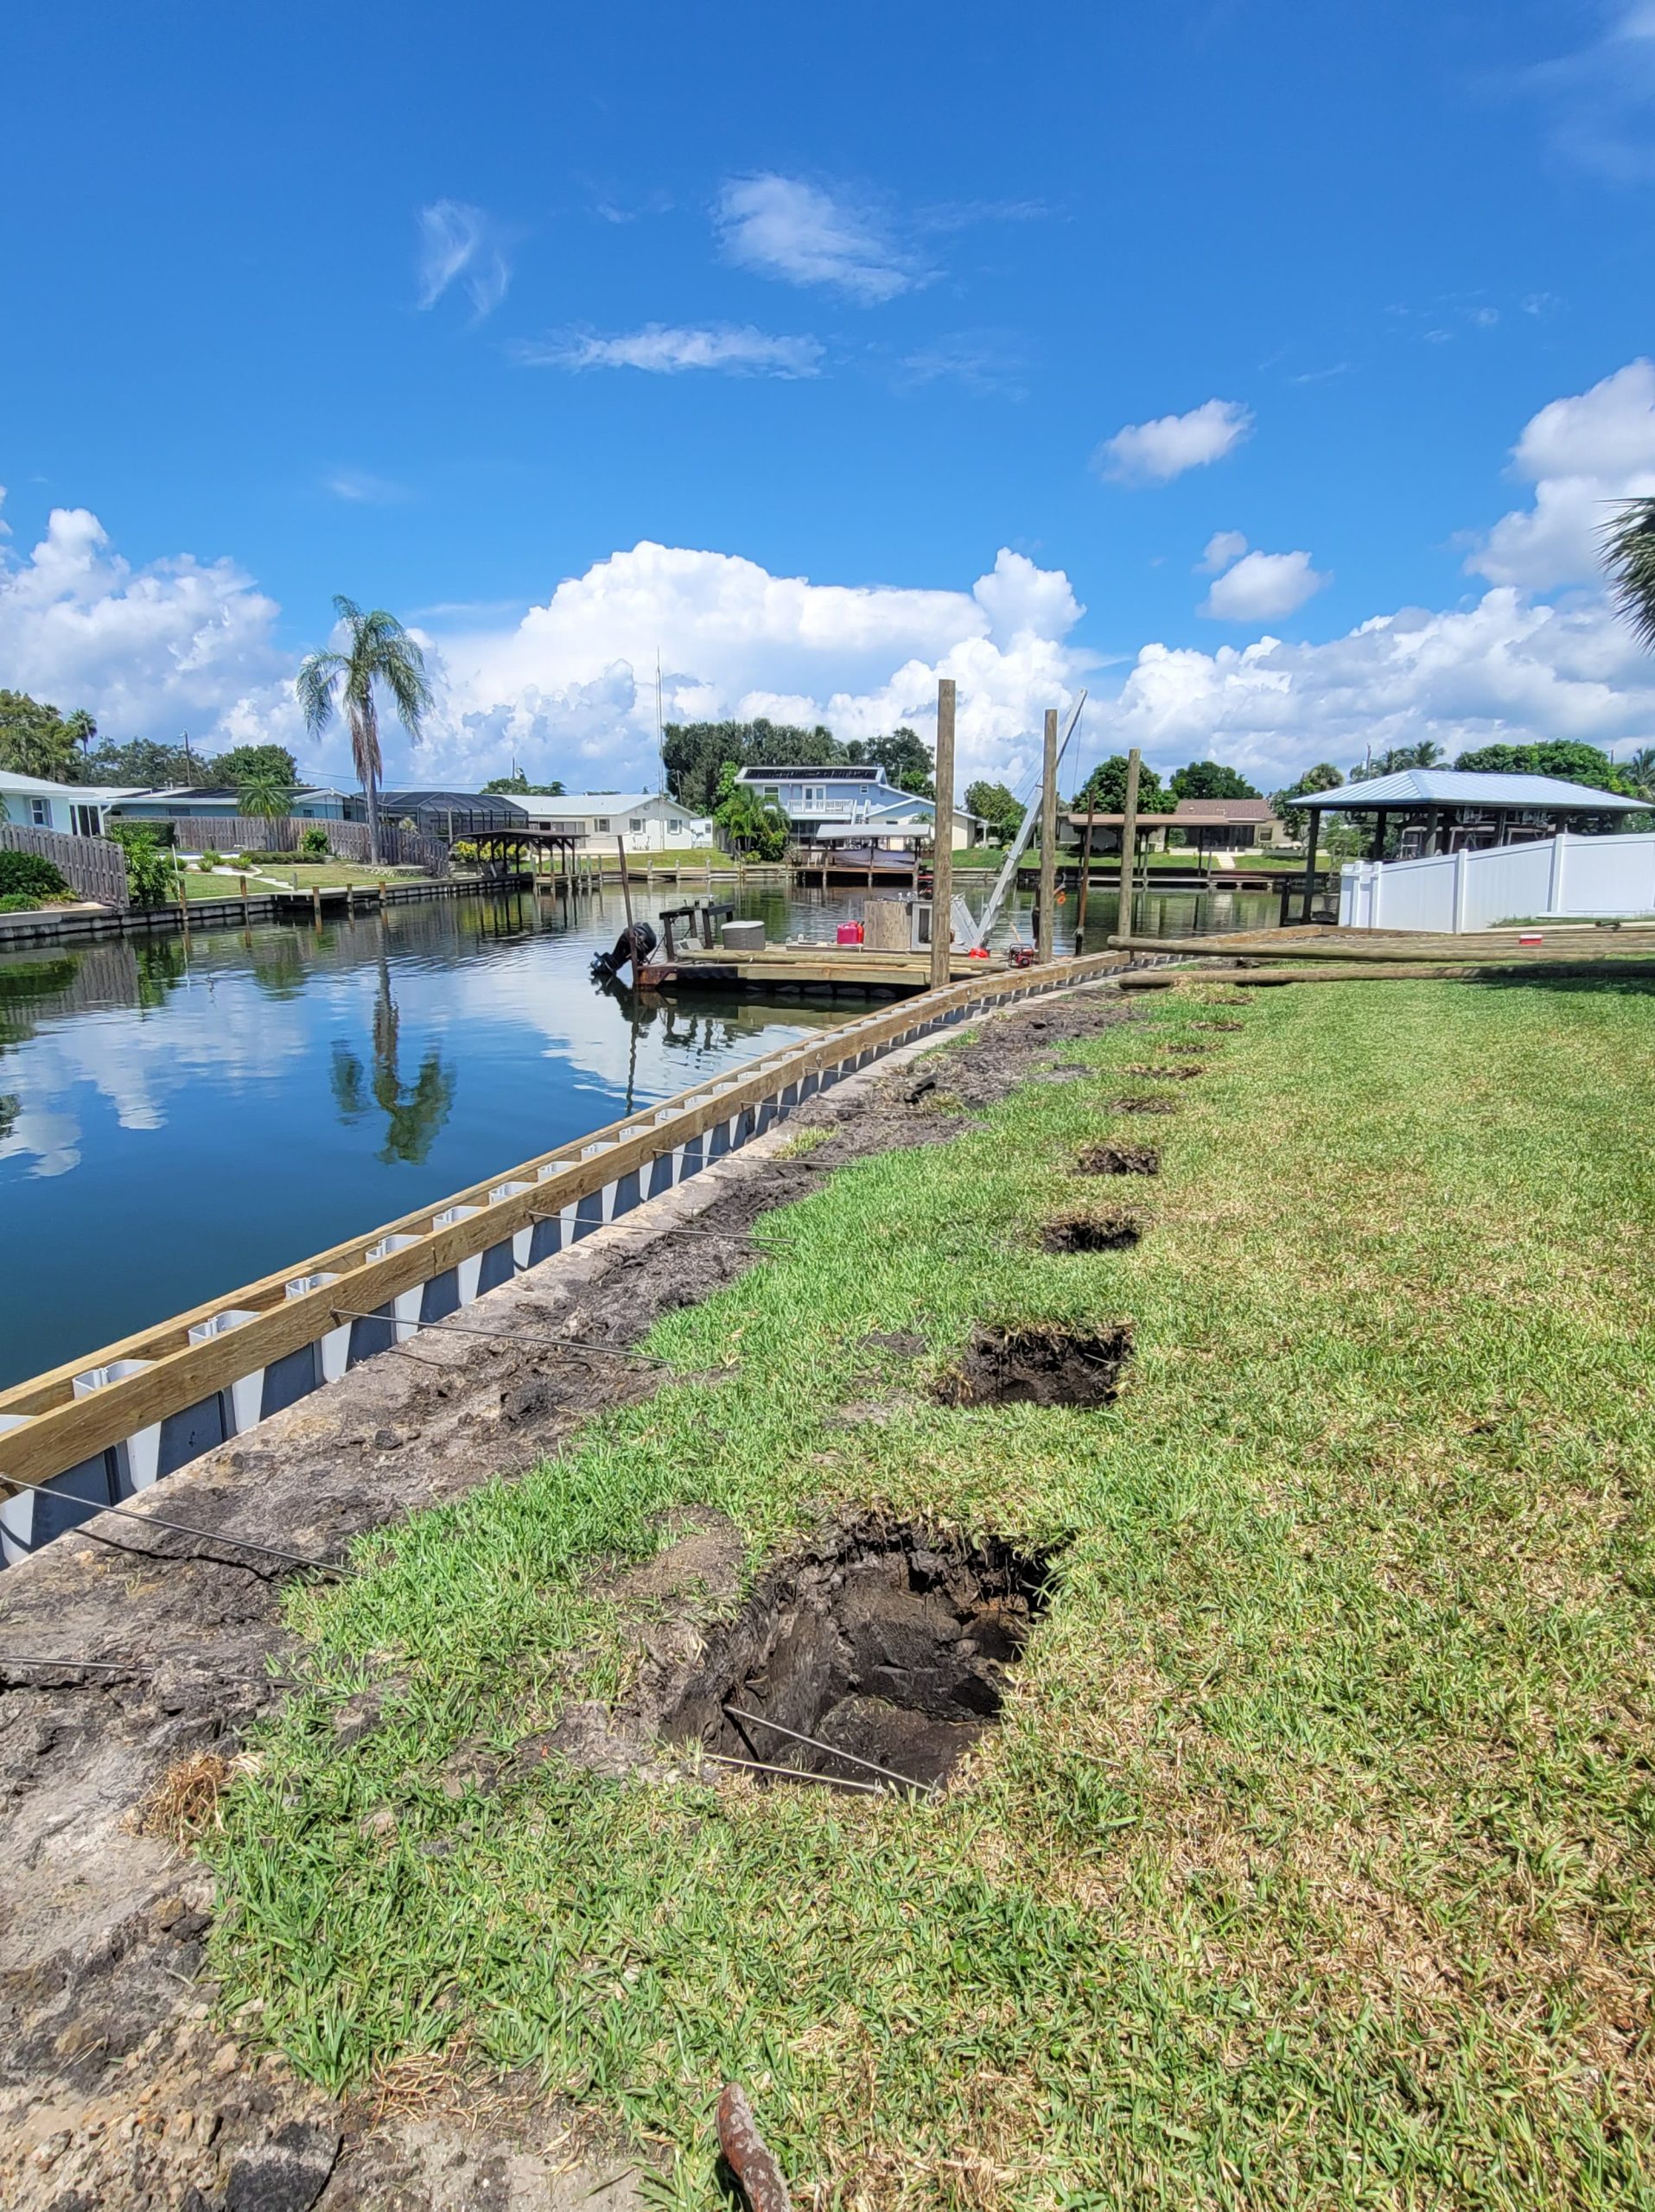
30,798,48,826
761,786,780,803
629,817,645,833
594,817,610,833
669,819,684,834
70,804,99,836
803,785,826,811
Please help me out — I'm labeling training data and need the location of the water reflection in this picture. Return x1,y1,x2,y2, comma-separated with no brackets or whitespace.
329,950,457,1166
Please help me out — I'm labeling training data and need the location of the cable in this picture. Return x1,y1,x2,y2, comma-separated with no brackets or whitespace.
0,1471,346,1577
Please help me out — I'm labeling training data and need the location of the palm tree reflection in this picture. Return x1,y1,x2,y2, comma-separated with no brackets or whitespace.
330,949,455,1166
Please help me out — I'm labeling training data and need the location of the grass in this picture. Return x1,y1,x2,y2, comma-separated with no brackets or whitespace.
205,975,1655,2208
175,861,429,898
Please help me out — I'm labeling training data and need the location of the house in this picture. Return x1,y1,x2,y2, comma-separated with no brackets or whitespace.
0,771,150,836
106,786,353,824
732,764,981,849
507,792,714,855
1171,798,1286,853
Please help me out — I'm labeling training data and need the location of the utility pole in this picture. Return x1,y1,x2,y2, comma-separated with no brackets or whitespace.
1037,708,1059,963
929,677,957,991
1118,747,1143,938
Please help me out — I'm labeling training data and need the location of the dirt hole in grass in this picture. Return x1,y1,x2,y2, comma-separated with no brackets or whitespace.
1041,1211,1141,1254
1077,1141,1159,1175
1110,1094,1179,1115
1194,1019,1244,1032
1122,1060,1204,1080
937,1322,1132,1409
662,1522,1056,1792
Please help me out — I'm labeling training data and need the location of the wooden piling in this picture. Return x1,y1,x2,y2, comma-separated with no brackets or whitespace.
1118,747,1143,938
1037,709,1059,964
930,677,957,992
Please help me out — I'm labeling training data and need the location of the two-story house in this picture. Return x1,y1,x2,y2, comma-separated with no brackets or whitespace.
733,764,980,849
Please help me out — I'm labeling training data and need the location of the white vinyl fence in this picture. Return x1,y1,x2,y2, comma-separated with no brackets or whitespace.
1340,832,1655,932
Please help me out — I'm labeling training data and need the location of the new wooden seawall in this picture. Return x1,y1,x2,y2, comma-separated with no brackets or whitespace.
0,948,1169,1564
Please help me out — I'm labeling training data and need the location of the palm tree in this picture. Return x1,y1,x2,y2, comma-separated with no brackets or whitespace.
1623,744,1655,800
1602,498,1655,651
296,598,433,863
239,768,295,819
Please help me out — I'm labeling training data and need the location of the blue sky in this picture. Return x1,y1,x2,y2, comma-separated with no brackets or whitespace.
3,0,1655,797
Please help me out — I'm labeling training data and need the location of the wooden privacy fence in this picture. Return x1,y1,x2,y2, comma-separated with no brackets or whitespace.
0,946,1171,1563
0,822,129,908
152,817,449,874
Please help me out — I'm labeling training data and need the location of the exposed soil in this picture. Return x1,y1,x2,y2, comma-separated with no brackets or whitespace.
0,974,1144,2211
1041,1211,1142,1254
659,1520,1055,1792
1193,1019,1244,1033
1076,1141,1159,1176
1121,1060,1205,1079
1110,1094,1181,1115
936,1324,1133,1409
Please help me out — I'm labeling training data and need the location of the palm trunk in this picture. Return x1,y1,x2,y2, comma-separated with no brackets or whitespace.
366,770,381,866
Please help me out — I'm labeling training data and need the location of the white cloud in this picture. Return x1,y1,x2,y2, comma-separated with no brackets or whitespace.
513,323,824,378
1525,4,1655,182
0,504,292,742
899,332,1028,399
324,469,411,505
1096,398,1253,486
1469,358,1655,588
1197,529,1249,574
416,200,512,318
714,175,922,302
1201,548,1329,622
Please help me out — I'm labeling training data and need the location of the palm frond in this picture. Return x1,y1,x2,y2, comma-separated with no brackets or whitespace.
295,650,347,733
1601,498,1655,653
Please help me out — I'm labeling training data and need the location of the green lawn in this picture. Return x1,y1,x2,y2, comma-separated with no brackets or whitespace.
207,974,1655,2208
176,861,430,898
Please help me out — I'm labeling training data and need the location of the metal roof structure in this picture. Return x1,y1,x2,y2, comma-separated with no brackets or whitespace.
1173,797,1279,822
1302,769,1639,812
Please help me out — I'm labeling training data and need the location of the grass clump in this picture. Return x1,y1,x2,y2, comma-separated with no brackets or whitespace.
206,976,1655,2208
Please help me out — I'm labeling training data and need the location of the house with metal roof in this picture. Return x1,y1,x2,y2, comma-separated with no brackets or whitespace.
0,771,151,836
734,764,981,849
506,792,714,854
1171,797,1287,852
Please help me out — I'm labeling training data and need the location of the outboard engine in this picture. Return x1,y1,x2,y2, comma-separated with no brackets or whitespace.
590,919,658,987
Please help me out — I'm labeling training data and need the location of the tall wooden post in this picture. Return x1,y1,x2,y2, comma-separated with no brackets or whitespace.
929,677,957,991
616,836,635,936
1301,806,1321,925
1118,747,1143,938
1037,708,1059,963
1075,811,1094,950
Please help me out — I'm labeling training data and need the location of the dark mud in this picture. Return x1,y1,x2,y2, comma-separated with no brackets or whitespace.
936,1324,1133,1409
1041,1211,1143,1254
0,977,1142,2210
1076,1141,1160,1176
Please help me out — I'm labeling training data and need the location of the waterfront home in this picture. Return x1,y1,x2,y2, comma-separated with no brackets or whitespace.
1171,797,1286,853
0,770,149,835
732,764,982,849
107,785,354,825
508,792,715,854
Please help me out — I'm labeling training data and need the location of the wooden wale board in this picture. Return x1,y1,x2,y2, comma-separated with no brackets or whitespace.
0,948,1154,1561
643,946,995,990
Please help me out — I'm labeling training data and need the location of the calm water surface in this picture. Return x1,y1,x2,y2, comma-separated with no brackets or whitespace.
0,878,1274,1386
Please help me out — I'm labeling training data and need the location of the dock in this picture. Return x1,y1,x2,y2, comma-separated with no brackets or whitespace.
640,943,1012,995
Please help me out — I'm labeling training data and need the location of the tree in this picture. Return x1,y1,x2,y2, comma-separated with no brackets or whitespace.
1452,740,1620,789
213,742,298,791
1602,496,1655,652
1365,740,1443,775
1073,755,1168,816
0,690,88,783
965,779,1027,843
481,772,566,795
105,823,176,909
663,718,843,811
296,598,433,863
713,764,790,860
239,767,296,819
1270,762,1344,837
1168,760,1260,803
1623,746,1655,800
859,728,934,798
84,736,202,788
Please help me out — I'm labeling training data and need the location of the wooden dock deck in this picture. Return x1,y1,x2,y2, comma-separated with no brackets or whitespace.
640,943,1010,995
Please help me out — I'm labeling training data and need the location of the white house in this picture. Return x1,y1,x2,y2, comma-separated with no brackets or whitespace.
0,771,149,836
733,764,981,849
509,792,714,855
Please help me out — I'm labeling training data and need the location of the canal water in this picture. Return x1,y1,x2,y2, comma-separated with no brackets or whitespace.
0,878,1275,1388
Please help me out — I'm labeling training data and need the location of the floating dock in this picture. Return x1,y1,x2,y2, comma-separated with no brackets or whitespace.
639,944,1012,995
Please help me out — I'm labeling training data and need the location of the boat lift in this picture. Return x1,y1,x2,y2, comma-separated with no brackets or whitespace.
962,692,1086,952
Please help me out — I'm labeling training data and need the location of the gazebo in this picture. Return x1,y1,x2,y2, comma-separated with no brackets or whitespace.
1286,768,1643,922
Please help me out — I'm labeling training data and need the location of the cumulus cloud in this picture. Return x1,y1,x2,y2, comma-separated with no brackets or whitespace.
714,175,923,302
1468,357,1655,588
513,323,824,378
1197,529,1249,575
416,200,512,318
1096,398,1253,486
0,503,293,742
1200,548,1329,621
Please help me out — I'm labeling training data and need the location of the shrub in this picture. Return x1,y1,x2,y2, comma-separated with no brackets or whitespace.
450,839,481,867
300,824,330,860
0,890,41,912
0,849,72,902
198,848,223,870
106,823,176,909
